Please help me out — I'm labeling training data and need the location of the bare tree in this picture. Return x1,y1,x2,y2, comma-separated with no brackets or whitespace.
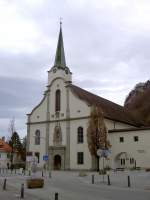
87,106,111,171
8,117,16,138
8,117,16,168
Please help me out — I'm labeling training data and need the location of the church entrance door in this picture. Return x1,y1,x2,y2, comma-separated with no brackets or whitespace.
54,155,61,170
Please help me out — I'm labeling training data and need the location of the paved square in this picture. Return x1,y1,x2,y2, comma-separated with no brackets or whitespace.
0,170,150,200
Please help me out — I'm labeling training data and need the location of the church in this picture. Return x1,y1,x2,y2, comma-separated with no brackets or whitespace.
26,24,150,171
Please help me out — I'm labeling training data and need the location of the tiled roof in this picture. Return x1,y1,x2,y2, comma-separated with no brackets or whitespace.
0,139,12,153
69,84,143,126
109,127,150,133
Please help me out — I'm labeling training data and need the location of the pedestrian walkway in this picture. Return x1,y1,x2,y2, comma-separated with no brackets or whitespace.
0,185,38,200
0,170,150,200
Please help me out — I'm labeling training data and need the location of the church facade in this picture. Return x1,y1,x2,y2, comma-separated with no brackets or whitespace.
27,25,150,170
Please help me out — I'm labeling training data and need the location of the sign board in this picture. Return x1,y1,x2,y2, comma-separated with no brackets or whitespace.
97,149,103,156
43,155,48,161
26,156,38,163
26,156,33,162
97,148,111,157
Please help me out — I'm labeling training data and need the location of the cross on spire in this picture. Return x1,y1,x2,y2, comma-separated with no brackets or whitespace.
60,17,62,26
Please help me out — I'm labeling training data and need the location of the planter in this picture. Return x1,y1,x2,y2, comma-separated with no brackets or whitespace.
26,178,44,189
78,171,87,177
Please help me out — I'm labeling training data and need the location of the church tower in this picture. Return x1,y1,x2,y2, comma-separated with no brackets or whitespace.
48,22,72,85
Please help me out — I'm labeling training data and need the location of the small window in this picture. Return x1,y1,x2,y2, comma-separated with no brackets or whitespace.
77,152,84,164
26,152,33,156
77,127,83,143
130,158,134,164
134,136,139,142
35,130,40,145
119,137,124,143
121,158,125,165
7,154,10,159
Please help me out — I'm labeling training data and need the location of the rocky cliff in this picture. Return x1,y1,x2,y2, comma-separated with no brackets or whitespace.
124,80,150,126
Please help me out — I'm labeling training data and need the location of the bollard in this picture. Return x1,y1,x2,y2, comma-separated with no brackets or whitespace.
3,178,7,190
127,175,131,187
42,171,44,177
92,174,95,184
107,175,111,185
29,170,31,176
20,183,24,199
49,171,51,178
15,168,16,174
55,192,58,200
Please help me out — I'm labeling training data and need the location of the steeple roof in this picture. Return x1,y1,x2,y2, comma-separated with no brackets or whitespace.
54,23,66,68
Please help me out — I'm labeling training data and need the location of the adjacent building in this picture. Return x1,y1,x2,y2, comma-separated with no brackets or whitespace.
0,137,11,168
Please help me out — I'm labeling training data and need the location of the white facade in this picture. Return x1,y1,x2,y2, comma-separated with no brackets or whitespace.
0,152,10,168
27,26,150,170
109,129,150,169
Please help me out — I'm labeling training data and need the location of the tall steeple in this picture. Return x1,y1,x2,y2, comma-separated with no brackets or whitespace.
48,21,72,85
54,21,66,68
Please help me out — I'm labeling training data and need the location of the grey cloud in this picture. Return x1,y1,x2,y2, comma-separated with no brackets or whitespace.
0,0,150,137
0,76,45,117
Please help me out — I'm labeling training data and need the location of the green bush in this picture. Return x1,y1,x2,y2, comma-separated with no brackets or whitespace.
104,166,111,171
78,171,87,177
99,169,107,175
13,163,26,169
145,168,150,172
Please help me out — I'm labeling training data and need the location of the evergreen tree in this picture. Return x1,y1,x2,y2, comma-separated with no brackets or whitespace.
21,136,27,161
9,131,23,152
9,131,23,166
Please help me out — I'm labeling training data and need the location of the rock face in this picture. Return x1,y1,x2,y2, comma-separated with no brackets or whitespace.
124,80,150,125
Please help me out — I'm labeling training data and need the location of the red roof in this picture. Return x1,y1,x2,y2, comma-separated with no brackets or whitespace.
69,84,143,126
0,139,12,153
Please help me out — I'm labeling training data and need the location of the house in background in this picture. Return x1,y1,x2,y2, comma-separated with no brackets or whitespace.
0,137,11,168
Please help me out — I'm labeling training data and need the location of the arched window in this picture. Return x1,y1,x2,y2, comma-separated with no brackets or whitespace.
35,130,40,145
55,90,61,112
77,127,83,143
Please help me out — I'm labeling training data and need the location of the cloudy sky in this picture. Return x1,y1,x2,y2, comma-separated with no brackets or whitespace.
0,0,150,138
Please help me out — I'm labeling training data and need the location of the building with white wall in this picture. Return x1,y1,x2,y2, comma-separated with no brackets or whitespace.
27,24,150,170
0,137,11,168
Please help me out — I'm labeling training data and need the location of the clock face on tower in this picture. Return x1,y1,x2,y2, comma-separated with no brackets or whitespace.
65,69,68,74
53,67,57,73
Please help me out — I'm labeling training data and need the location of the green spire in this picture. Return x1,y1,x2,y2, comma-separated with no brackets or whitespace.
54,22,66,68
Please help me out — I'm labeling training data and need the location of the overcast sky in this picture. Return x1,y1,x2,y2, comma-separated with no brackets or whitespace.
0,0,150,138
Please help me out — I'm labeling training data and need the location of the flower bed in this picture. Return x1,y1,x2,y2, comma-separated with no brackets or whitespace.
26,178,44,189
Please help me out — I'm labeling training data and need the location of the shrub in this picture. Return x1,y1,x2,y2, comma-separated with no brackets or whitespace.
27,178,44,189
99,169,107,175
145,168,150,172
13,162,26,169
78,171,87,177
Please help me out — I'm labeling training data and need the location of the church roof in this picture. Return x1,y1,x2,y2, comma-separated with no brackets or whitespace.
69,84,142,126
0,139,12,153
109,126,150,133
